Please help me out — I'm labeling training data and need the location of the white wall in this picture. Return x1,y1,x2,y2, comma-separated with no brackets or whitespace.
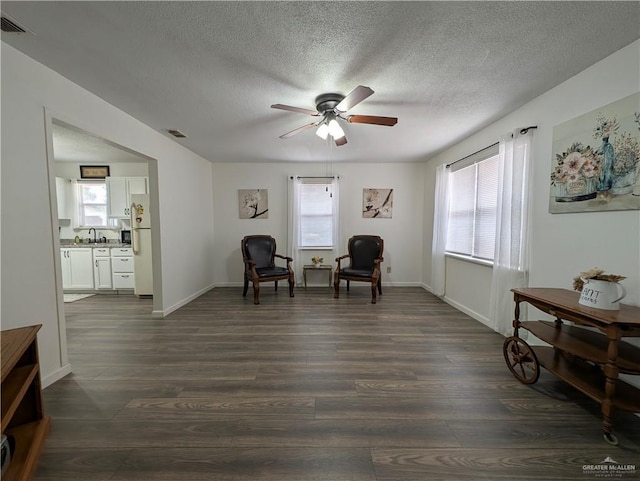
423,40,640,322
212,162,425,286
1,44,215,385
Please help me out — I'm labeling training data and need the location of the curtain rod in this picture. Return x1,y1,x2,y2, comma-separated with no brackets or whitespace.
445,126,538,168
290,175,337,179
446,142,498,168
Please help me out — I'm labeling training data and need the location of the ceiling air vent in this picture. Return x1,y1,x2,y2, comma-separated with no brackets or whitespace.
1,15,27,33
166,129,187,138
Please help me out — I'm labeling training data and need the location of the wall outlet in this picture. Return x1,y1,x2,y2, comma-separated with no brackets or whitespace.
387,266,391,273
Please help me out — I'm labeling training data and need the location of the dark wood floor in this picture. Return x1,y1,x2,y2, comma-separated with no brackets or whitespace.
35,287,640,481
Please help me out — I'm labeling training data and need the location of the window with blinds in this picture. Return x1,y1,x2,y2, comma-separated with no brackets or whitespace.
299,183,334,247
446,150,499,261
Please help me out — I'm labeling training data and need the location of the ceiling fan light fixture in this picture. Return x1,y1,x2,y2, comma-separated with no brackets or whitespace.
328,118,345,140
316,123,330,140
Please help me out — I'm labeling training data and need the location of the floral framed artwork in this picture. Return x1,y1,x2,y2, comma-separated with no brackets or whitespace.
549,92,640,213
363,188,393,218
238,189,268,219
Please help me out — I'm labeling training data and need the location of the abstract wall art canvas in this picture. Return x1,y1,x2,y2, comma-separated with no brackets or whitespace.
363,188,393,218
549,92,640,213
238,189,268,219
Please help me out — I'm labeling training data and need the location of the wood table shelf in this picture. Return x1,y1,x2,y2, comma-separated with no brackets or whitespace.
1,325,50,481
302,264,333,289
505,288,640,446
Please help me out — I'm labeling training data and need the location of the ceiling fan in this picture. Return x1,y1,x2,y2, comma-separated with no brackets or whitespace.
271,85,398,147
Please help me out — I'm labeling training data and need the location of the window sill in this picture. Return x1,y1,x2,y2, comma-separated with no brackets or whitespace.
445,252,493,268
298,246,334,251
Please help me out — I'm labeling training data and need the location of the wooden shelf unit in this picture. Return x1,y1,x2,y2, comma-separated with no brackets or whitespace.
510,288,640,444
1,325,50,481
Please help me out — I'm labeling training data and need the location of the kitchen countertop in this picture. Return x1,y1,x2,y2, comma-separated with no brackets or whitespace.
60,240,132,249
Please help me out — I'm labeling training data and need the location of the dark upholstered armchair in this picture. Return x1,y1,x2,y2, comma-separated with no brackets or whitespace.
241,235,294,304
334,235,384,304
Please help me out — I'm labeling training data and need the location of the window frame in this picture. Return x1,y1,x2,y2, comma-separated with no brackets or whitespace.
76,180,115,228
297,181,335,249
445,146,499,264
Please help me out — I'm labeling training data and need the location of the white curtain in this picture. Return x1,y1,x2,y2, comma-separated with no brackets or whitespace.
287,176,303,284
489,129,534,336
330,176,341,265
431,163,450,296
287,175,340,286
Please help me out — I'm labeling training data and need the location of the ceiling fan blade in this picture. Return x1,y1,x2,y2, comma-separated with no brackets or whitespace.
335,85,374,113
279,122,318,139
271,104,320,116
346,115,398,127
334,136,348,147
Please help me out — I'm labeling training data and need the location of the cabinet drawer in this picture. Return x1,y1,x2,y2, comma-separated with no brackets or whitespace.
113,273,135,289
111,247,133,257
93,248,110,257
112,256,134,273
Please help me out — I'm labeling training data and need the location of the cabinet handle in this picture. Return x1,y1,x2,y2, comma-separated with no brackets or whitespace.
121,258,129,262
95,260,98,267
122,275,130,278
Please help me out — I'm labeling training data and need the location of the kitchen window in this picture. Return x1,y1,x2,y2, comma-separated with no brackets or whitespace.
76,181,112,227
446,147,499,262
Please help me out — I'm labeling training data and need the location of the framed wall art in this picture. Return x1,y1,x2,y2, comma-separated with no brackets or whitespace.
79,165,110,179
363,188,393,218
238,189,268,219
549,92,640,213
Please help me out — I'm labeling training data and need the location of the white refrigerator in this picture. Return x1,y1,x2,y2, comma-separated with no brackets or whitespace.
130,194,153,297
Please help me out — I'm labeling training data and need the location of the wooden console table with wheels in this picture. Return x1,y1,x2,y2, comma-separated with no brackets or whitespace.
503,288,640,446
1,325,50,481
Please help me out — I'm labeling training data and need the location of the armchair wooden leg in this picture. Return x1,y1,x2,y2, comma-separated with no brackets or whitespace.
371,281,377,304
346,280,350,292
243,277,249,297
275,281,278,291
253,282,260,305
288,275,295,297
378,278,382,295
333,274,340,299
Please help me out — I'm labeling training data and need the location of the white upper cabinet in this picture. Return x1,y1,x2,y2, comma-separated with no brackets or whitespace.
55,177,70,219
107,177,148,218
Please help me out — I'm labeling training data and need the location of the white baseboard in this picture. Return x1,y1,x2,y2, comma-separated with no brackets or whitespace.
442,295,492,329
41,363,72,388
155,284,215,317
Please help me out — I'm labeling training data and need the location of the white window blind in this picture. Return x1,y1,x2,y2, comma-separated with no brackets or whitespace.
77,181,108,227
446,152,499,261
299,182,334,247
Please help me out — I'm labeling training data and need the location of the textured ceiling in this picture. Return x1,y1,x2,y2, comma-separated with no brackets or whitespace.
2,2,639,163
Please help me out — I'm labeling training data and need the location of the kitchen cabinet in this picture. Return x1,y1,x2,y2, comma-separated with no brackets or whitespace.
93,248,112,290
106,177,147,218
111,247,135,289
55,177,70,220
60,248,94,289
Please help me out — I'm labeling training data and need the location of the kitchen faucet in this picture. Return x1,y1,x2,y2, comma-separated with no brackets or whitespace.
88,227,97,243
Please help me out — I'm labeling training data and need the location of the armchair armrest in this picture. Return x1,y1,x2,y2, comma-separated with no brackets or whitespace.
335,254,350,271
275,253,293,262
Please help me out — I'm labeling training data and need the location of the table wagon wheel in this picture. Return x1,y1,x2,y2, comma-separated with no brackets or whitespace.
503,336,540,384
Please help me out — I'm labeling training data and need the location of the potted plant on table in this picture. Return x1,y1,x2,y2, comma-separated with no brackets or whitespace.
311,256,323,268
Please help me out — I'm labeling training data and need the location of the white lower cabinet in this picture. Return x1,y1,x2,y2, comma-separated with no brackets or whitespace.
111,247,135,289
93,248,112,289
60,248,94,289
